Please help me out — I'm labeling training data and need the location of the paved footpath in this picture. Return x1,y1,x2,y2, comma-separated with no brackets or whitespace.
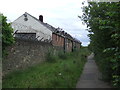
76,53,111,88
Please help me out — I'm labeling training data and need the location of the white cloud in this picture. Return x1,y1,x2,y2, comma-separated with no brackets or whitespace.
0,0,89,46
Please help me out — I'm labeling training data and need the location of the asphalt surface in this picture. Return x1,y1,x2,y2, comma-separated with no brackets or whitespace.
76,53,111,88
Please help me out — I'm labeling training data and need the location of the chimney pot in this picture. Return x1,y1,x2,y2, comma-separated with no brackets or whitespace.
39,15,43,22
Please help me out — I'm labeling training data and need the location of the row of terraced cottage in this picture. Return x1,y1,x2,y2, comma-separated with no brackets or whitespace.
12,12,81,52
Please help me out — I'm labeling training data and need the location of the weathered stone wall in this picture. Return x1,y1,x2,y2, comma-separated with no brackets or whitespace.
2,39,63,76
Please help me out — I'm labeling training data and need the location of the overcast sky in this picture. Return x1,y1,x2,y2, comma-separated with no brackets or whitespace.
0,0,90,46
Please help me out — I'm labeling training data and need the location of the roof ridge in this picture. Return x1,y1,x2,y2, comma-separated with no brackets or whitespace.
23,12,81,43
25,12,58,32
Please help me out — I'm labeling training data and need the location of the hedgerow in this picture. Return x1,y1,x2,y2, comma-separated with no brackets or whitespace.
80,2,120,88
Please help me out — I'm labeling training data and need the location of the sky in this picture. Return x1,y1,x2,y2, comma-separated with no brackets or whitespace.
0,0,90,46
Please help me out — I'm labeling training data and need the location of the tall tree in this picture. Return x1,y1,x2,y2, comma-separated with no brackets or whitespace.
80,2,120,87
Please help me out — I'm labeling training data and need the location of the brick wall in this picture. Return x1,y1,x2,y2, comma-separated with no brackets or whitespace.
73,41,81,51
52,33,64,47
65,39,73,52
76,43,81,49
52,33,81,52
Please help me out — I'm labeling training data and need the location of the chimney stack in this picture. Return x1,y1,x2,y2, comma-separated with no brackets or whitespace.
39,15,43,22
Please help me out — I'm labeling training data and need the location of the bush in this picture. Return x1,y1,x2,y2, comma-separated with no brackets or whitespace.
46,49,56,62
58,51,68,60
0,14,14,57
81,2,120,87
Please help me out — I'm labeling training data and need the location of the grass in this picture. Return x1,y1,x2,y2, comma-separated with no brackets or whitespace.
3,47,90,88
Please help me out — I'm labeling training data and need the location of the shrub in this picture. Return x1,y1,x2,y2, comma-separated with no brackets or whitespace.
46,49,56,62
0,14,15,57
58,52,68,60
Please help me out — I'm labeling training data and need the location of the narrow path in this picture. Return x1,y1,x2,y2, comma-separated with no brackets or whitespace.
76,53,111,88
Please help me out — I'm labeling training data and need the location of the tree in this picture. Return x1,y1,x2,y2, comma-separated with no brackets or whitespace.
0,14,14,56
80,2,120,87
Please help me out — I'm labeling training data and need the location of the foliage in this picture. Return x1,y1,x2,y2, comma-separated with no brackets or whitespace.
46,48,57,62
0,14,14,57
58,51,68,60
3,47,90,88
80,2,120,88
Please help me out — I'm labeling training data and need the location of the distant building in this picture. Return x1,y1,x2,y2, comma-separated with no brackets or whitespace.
12,12,52,42
12,12,81,52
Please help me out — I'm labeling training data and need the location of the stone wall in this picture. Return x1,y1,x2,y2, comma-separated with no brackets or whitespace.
2,39,63,76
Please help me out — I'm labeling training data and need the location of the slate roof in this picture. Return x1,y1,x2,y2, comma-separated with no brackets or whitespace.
25,12,66,36
25,12,57,32
24,12,81,44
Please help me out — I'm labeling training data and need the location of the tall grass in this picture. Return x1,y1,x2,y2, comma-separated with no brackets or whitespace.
3,47,90,88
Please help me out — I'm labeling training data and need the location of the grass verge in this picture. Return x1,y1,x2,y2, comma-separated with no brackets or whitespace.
3,47,90,88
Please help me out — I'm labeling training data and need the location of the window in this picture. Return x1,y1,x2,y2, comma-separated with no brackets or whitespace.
15,33,36,40
24,18,28,21
24,14,28,21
